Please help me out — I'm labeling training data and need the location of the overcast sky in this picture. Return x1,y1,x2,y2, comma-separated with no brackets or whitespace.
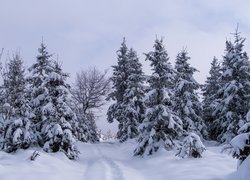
1,0,250,132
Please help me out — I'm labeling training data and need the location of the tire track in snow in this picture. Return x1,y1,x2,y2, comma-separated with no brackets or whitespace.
83,144,124,180
83,159,106,180
115,162,145,180
83,148,107,180
97,146,125,180
102,156,124,180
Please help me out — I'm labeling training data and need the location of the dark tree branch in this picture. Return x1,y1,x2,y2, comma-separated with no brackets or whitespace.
72,67,111,114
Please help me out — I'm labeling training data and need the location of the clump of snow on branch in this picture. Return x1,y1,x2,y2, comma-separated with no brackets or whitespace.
176,132,206,158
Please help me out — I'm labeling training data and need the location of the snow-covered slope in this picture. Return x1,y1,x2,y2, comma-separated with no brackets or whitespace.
0,141,237,180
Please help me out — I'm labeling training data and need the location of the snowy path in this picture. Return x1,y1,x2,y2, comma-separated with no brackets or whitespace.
82,144,124,180
0,141,238,180
79,141,237,180
83,158,106,180
99,152,125,180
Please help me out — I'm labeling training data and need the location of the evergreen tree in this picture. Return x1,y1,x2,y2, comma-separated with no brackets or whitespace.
0,53,33,152
213,30,250,143
107,38,129,104
202,57,222,139
28,43,78,159
74,110,99,143
0,52,3,137
224,110,250,167
126,48,145,124
107,39,129,129
134,38,183,156
176,132,206,158
173,50,206,138
28,42,54,146
42,62,78,159
117,48,145,142
107,38,144,142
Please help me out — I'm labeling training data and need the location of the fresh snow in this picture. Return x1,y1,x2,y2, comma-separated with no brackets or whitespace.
230,133,250,150
226,155,250,180
0,140,238,180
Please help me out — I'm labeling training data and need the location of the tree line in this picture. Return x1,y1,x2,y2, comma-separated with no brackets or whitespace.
0,43,110,159
107,30,250,158
0,28,249,160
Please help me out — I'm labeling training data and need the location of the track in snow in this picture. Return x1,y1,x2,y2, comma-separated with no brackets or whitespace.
101,154,124,180
83,159,106,180
83,145,124,180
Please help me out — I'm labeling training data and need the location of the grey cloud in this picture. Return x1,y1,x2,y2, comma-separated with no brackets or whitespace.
1,0,250,83
2,0,250,132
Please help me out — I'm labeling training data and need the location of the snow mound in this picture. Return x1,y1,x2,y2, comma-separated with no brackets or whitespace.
226,155,250,180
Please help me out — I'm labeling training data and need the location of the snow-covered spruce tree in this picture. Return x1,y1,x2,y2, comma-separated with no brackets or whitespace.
28,42,54,145
107,38,129,104
82,113,100,143
74,109,99,143
28,43,78,159
202,57,222,140
107,38,128,131
107,38,144,142
41,62,78,159
213,30,250,143
0,51,3,135
134,38,183,156
173,50,206,138
0,54,10,135
117,48,145,142
176,132,206,158
225,110,250,167
0,53,33,152
126,48,145,124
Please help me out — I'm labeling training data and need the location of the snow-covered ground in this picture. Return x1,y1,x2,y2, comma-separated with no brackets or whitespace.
0,141,240,180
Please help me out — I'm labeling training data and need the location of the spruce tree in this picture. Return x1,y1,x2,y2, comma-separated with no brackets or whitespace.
176,132,206,158
173,50,206,138
42,62,78,159
213,30,250,143
126,48,145,124
0,53,33,152
107,39,129,126
118,48,145,142
28,43,78,159
107,38,139,142
224,110,250,166
202,57,222,139
74,110,99,143
28,42,53,146
134,38,183,156
107,38,129,104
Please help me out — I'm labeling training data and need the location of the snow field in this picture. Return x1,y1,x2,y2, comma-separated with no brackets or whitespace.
0,141,238,180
